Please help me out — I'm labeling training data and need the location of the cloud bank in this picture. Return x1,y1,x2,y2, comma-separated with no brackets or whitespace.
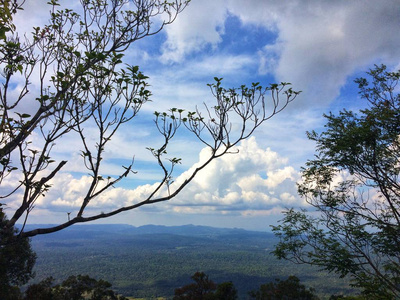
6,138,302,221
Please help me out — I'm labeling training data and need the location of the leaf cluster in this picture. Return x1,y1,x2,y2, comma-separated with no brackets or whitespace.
272,65,400,298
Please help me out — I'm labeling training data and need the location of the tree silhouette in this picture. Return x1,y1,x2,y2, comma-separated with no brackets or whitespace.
273,65,400,298
0,0,299,239
174,271,238,300
24,274,128,300
174,272,217,300
249,276,319,300
0,206,36,299
214,281,238,300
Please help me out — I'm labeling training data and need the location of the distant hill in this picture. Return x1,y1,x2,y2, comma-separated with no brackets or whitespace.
26,224,354,299
21,223,273,237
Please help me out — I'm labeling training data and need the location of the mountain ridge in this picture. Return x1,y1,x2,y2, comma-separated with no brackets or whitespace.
19,223,274,238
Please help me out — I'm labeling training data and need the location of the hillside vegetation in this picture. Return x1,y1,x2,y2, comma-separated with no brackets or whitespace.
28,224,354,299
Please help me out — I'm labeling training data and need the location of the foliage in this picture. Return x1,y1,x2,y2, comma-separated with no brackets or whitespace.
0,0,299,239
272,65,400,298
24,274,128,300
24,276,54,300
213,281,238,300
249,276,319,300
174,272,217,300
173,271,237,300
0,0,22,40
0,206,36,299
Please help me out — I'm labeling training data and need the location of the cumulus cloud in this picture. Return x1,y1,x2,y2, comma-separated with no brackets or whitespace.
4,137,303,223
166,136,303,214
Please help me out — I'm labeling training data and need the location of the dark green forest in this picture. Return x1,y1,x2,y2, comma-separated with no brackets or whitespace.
27,224,354,299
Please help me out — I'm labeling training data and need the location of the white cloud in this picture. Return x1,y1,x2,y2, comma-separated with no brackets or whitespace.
161,0,400,106
24,173,162,215
265,166,296,189
7,0,399,230
4,137,303,223
258,44,282,75
166,136,301,213
183,54,256,77
160,0,228,62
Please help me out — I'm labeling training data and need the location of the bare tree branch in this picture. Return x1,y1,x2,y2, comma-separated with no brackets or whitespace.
0,0,299,239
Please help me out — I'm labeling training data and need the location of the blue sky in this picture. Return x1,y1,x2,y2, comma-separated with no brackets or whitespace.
6,0,400,231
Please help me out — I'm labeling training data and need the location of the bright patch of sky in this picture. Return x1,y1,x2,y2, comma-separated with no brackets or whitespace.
5,0,400,231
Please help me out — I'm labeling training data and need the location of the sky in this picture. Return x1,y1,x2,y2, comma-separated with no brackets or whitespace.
5,0,400,231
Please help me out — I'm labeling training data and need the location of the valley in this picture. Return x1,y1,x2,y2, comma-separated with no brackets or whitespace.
28,224,355,299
